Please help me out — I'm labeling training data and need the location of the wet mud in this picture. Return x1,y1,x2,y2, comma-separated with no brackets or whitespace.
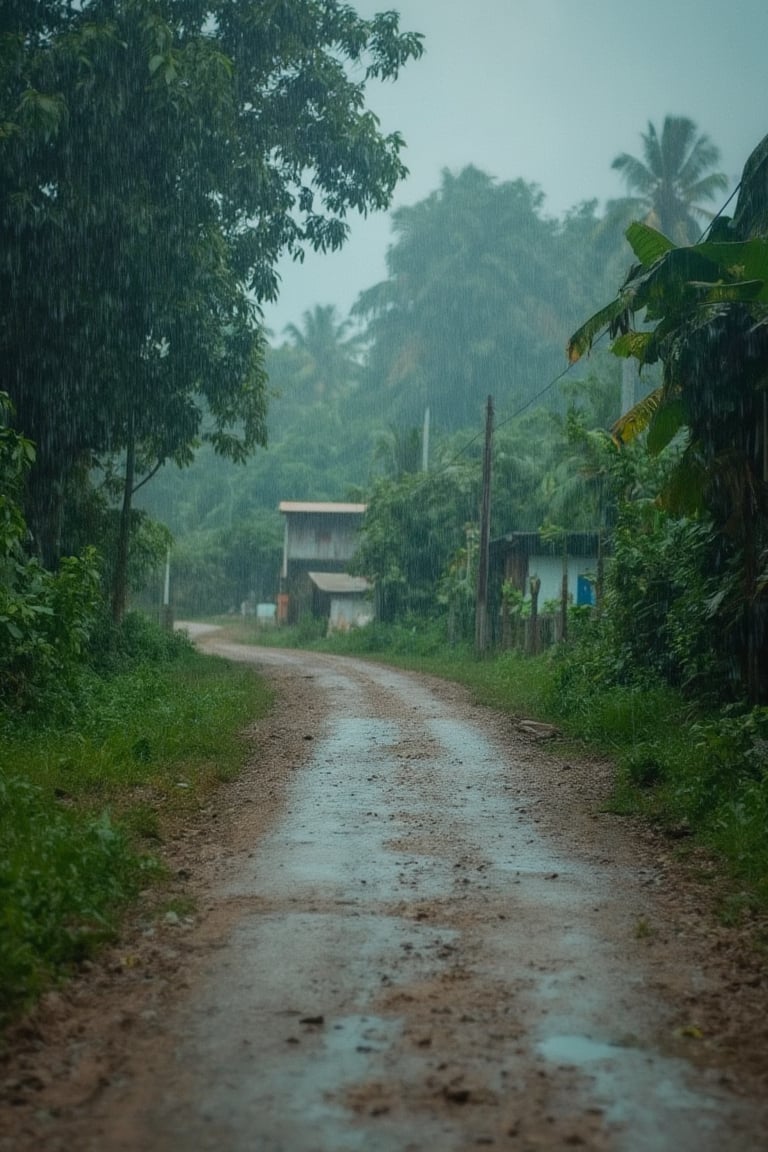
3,639,767,1151
111,645,768,1149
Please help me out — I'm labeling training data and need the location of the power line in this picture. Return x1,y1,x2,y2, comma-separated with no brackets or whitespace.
697,180,741,243
379,178,744,494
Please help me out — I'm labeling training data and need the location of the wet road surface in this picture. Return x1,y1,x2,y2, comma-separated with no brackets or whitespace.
113,642,765,1151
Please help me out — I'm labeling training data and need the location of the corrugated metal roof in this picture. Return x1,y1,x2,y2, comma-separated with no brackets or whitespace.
278,501,366,514
490,531,603,558
308,572,371,594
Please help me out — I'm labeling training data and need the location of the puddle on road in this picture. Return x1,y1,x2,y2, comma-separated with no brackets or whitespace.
196,665,762,1152
540,1032,629,1064
537,1029,721,1151
165,912,461,1152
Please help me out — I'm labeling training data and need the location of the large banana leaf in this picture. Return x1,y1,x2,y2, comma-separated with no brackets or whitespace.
624,221,676,265
566,297,631,364
611,388,663,445
567,231,768,365
646,396,686,455
687,238,768,284
610,330,656,363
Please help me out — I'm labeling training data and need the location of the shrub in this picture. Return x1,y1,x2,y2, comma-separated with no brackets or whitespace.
87,609,193,675
0,773,144,1023
0,546,102,716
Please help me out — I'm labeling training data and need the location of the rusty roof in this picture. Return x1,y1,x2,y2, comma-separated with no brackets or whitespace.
278,501,366,515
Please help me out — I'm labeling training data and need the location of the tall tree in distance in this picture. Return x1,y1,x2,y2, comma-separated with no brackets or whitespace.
283,306,361,402
355,167,599,432
611,116,728,244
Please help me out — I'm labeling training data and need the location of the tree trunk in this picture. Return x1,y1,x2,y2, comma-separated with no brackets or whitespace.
111,416,135,627
25,461,65,569
528,576,540,656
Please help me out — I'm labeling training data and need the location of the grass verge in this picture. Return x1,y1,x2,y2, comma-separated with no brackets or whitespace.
0,645,272,1028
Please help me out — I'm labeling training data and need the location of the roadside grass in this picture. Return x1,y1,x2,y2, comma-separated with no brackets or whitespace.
199,616,549,711
202,614,768,915
0,646,272,1028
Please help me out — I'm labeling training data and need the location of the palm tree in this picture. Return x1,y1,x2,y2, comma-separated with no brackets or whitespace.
611,116,728,244
283,305,361,401
372,424,424,478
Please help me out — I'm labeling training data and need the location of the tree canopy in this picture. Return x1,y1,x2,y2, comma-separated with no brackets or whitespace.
610,115,728,245
354,166,625,432
0,0,423,575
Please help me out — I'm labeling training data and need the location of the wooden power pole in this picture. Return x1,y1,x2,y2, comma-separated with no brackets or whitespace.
475,395,494,655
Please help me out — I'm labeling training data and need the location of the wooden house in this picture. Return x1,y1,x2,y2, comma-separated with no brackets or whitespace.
278,501,368,624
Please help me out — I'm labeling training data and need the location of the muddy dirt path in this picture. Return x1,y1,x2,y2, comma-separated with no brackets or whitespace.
3,635,768,1151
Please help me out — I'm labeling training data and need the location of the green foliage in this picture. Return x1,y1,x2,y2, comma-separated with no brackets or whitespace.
355,167,623,432
0,642,272,1024
325,617,459,661
87,609,193,675
608,707,768,904
1,0,423,569
0,773,143,1024
97,506,173,601
161,511,284,618
0,396,103,713
351,465,478,623
569,133,768,703
501,582,530,618
0,547,101,702
601,502,728,694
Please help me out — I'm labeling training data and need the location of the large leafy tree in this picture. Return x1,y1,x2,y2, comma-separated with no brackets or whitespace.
355,167,612,433
1,0,422,616
610,115,728,245
568,135,768,704
351,463,478,623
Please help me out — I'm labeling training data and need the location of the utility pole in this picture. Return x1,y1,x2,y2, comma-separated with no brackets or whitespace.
475,395,494,655
422,406,430,472
162,544,173,632
621,358,637,418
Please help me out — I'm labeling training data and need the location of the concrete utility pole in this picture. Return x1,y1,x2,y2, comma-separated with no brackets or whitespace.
621,358,637,418
162,545,173,632
474,395,494,655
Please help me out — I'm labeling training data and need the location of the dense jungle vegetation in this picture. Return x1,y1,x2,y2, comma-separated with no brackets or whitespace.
2,0,767,1024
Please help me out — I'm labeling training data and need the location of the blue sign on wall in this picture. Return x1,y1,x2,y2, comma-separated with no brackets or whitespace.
576,575,595,606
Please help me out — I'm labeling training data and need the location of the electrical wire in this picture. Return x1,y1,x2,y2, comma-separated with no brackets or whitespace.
380,178,746,492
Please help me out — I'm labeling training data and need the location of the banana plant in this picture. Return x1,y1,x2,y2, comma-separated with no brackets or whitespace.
567,132,768,703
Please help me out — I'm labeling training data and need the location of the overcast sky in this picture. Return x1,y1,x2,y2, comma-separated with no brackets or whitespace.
263,0,768,336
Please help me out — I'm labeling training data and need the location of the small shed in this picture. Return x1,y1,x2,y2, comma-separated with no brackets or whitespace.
308,572,373,633
490,531,603,608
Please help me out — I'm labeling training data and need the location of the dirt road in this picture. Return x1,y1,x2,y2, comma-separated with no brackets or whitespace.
3,636,768,1151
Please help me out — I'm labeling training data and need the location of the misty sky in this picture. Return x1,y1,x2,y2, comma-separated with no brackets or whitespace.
263,0,768,337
